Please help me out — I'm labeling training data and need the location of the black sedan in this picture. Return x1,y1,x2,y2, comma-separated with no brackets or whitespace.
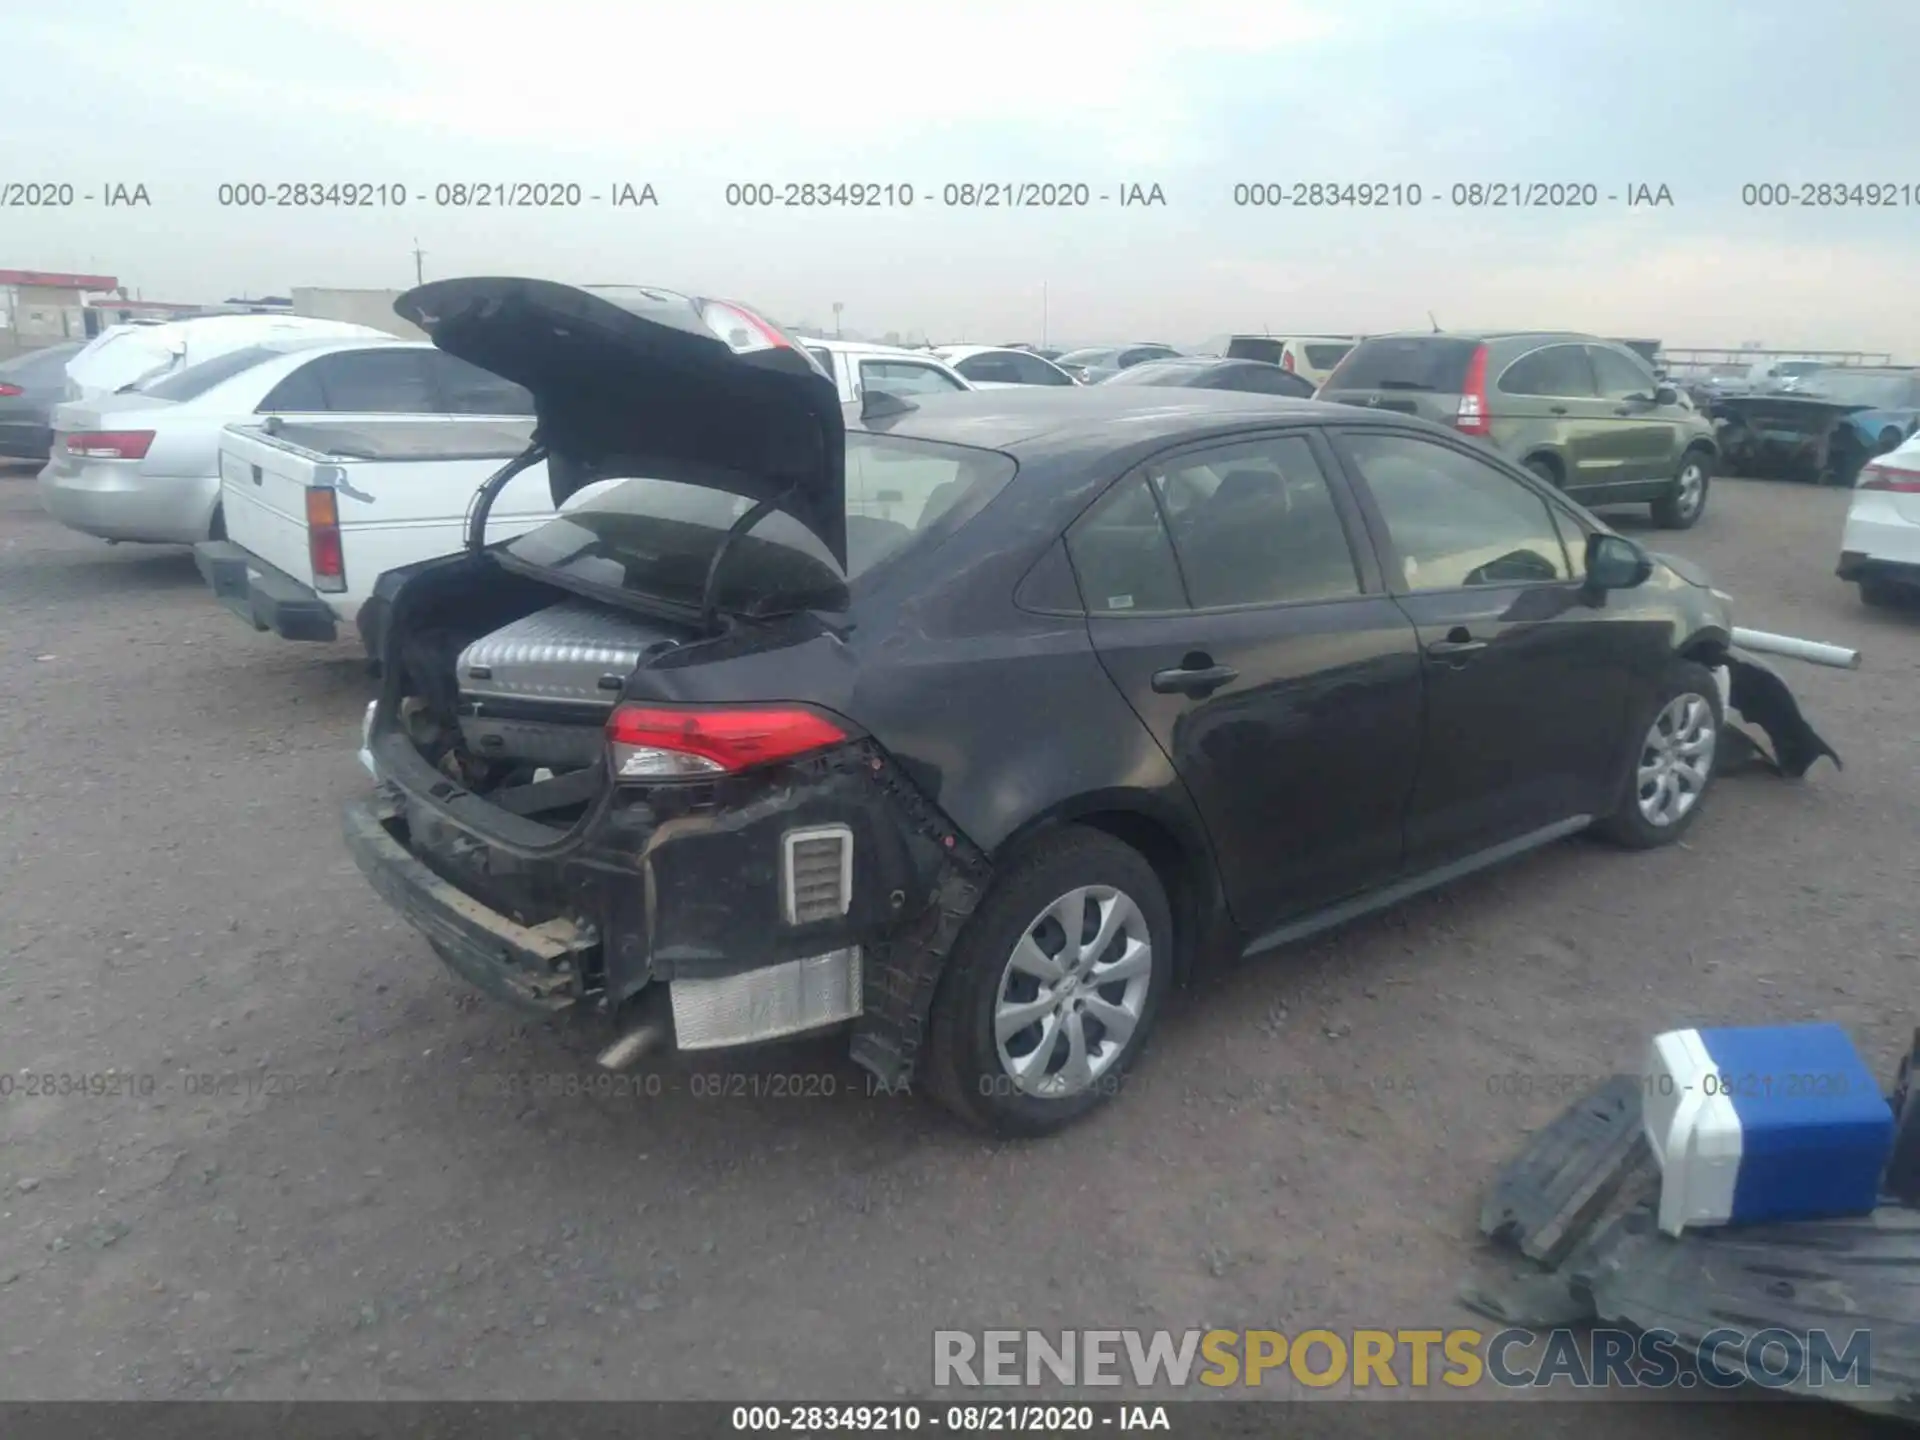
345,279,1837,1138
1099,355,1317,397
0,341,85,461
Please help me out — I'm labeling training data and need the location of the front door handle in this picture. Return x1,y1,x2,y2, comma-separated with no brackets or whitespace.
1426,627,1488,663
1151,662,1238,696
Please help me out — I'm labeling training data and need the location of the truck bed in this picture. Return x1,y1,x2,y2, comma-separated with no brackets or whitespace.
250,417,535,462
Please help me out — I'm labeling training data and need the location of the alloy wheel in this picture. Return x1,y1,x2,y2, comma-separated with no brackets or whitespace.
1675,460,1706,518
1636,693,1716,827
993,885,1154,1099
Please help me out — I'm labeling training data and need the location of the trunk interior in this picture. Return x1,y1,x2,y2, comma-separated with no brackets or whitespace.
383,564,695,831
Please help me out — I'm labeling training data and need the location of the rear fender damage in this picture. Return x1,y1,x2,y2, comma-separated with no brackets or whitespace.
1721,649,1843,778
598,740,991,1089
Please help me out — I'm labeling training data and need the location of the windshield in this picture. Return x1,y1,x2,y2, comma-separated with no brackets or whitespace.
1803,372,1912,406
1225,337,1283,364
502,431,1019,616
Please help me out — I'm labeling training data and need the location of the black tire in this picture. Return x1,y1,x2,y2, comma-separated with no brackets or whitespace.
921,826,1173,1137
1591,660,1724,850
1860,576,1904,610
1650,448,1711,529
1524,458,1560,488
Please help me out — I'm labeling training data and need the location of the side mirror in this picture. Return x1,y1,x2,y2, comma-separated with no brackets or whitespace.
1654,386,1679,406
1586,533,1653,593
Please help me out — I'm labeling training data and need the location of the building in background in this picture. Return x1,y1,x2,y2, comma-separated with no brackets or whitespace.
0,269,119,357
290,287,426,340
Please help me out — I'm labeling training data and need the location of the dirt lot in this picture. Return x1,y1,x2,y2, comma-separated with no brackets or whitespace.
0,464,1914,1431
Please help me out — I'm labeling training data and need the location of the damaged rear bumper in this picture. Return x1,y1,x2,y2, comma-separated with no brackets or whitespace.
345,735,987,1087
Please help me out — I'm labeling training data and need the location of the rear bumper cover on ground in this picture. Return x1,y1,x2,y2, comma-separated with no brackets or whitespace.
1470,1076,1920,1417
193,538,339,642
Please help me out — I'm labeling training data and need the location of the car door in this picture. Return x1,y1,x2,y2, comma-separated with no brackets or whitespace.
1067,430,1424,937
1329,427,1637,870
857,358,967,400
1491,342,1613,496
1588,344,1680,488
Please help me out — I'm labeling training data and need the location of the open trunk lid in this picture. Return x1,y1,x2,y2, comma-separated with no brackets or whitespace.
393,279,848,566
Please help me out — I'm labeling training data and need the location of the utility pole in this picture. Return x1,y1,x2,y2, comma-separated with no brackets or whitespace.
832,301,844,339
412,240,426,285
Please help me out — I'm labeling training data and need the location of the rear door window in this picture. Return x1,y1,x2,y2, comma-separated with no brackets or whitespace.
1149,436,1361,608
428,353,534,414
859,359,966,396
1064,474,1188,614
1324,337,1481,393
1005,351,1074,385
1499,344,1599,398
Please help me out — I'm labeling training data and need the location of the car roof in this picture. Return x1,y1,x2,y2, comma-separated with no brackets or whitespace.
845,386,1358,457
804,338,939,359
1356,329,1603,345
1229,333,1353,343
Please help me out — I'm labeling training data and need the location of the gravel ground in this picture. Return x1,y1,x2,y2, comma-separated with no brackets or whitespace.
0,463,1914,1432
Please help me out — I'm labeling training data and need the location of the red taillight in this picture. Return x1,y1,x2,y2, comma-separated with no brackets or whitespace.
606,705,849,779
1858,460,1920,493
0,383,22,397
698,298,793,355
1281,350,1296,373
306,486,346,593
65,429,154,460
1454,344,1491,436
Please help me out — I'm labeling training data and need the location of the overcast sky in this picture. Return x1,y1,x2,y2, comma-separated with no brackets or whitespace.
8,0,1917,352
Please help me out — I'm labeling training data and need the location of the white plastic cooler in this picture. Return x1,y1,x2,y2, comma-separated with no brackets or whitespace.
1642,1022,1893,1236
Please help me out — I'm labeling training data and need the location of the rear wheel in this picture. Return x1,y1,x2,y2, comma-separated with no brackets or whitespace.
922,827,1172,1137
1524,457,1561,488
1592,661,1723,849
1651,450,1710,529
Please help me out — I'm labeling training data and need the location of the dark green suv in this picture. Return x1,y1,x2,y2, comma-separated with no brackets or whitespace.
1318,331,1718,528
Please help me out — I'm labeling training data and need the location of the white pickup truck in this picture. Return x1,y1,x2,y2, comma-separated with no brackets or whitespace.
193,416,554,645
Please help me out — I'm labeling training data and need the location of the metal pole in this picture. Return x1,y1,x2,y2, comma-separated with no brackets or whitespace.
1042,282,1048,348
1731,627,1860,670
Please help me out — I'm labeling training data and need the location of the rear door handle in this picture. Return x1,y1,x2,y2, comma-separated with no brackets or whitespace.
1150,663,1238,696
1549,405,1569,415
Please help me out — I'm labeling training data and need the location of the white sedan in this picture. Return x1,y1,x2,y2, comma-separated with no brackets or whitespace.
62,314,389,401
931,345,1081,388
38,337,533,545
1839,429,1920,608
